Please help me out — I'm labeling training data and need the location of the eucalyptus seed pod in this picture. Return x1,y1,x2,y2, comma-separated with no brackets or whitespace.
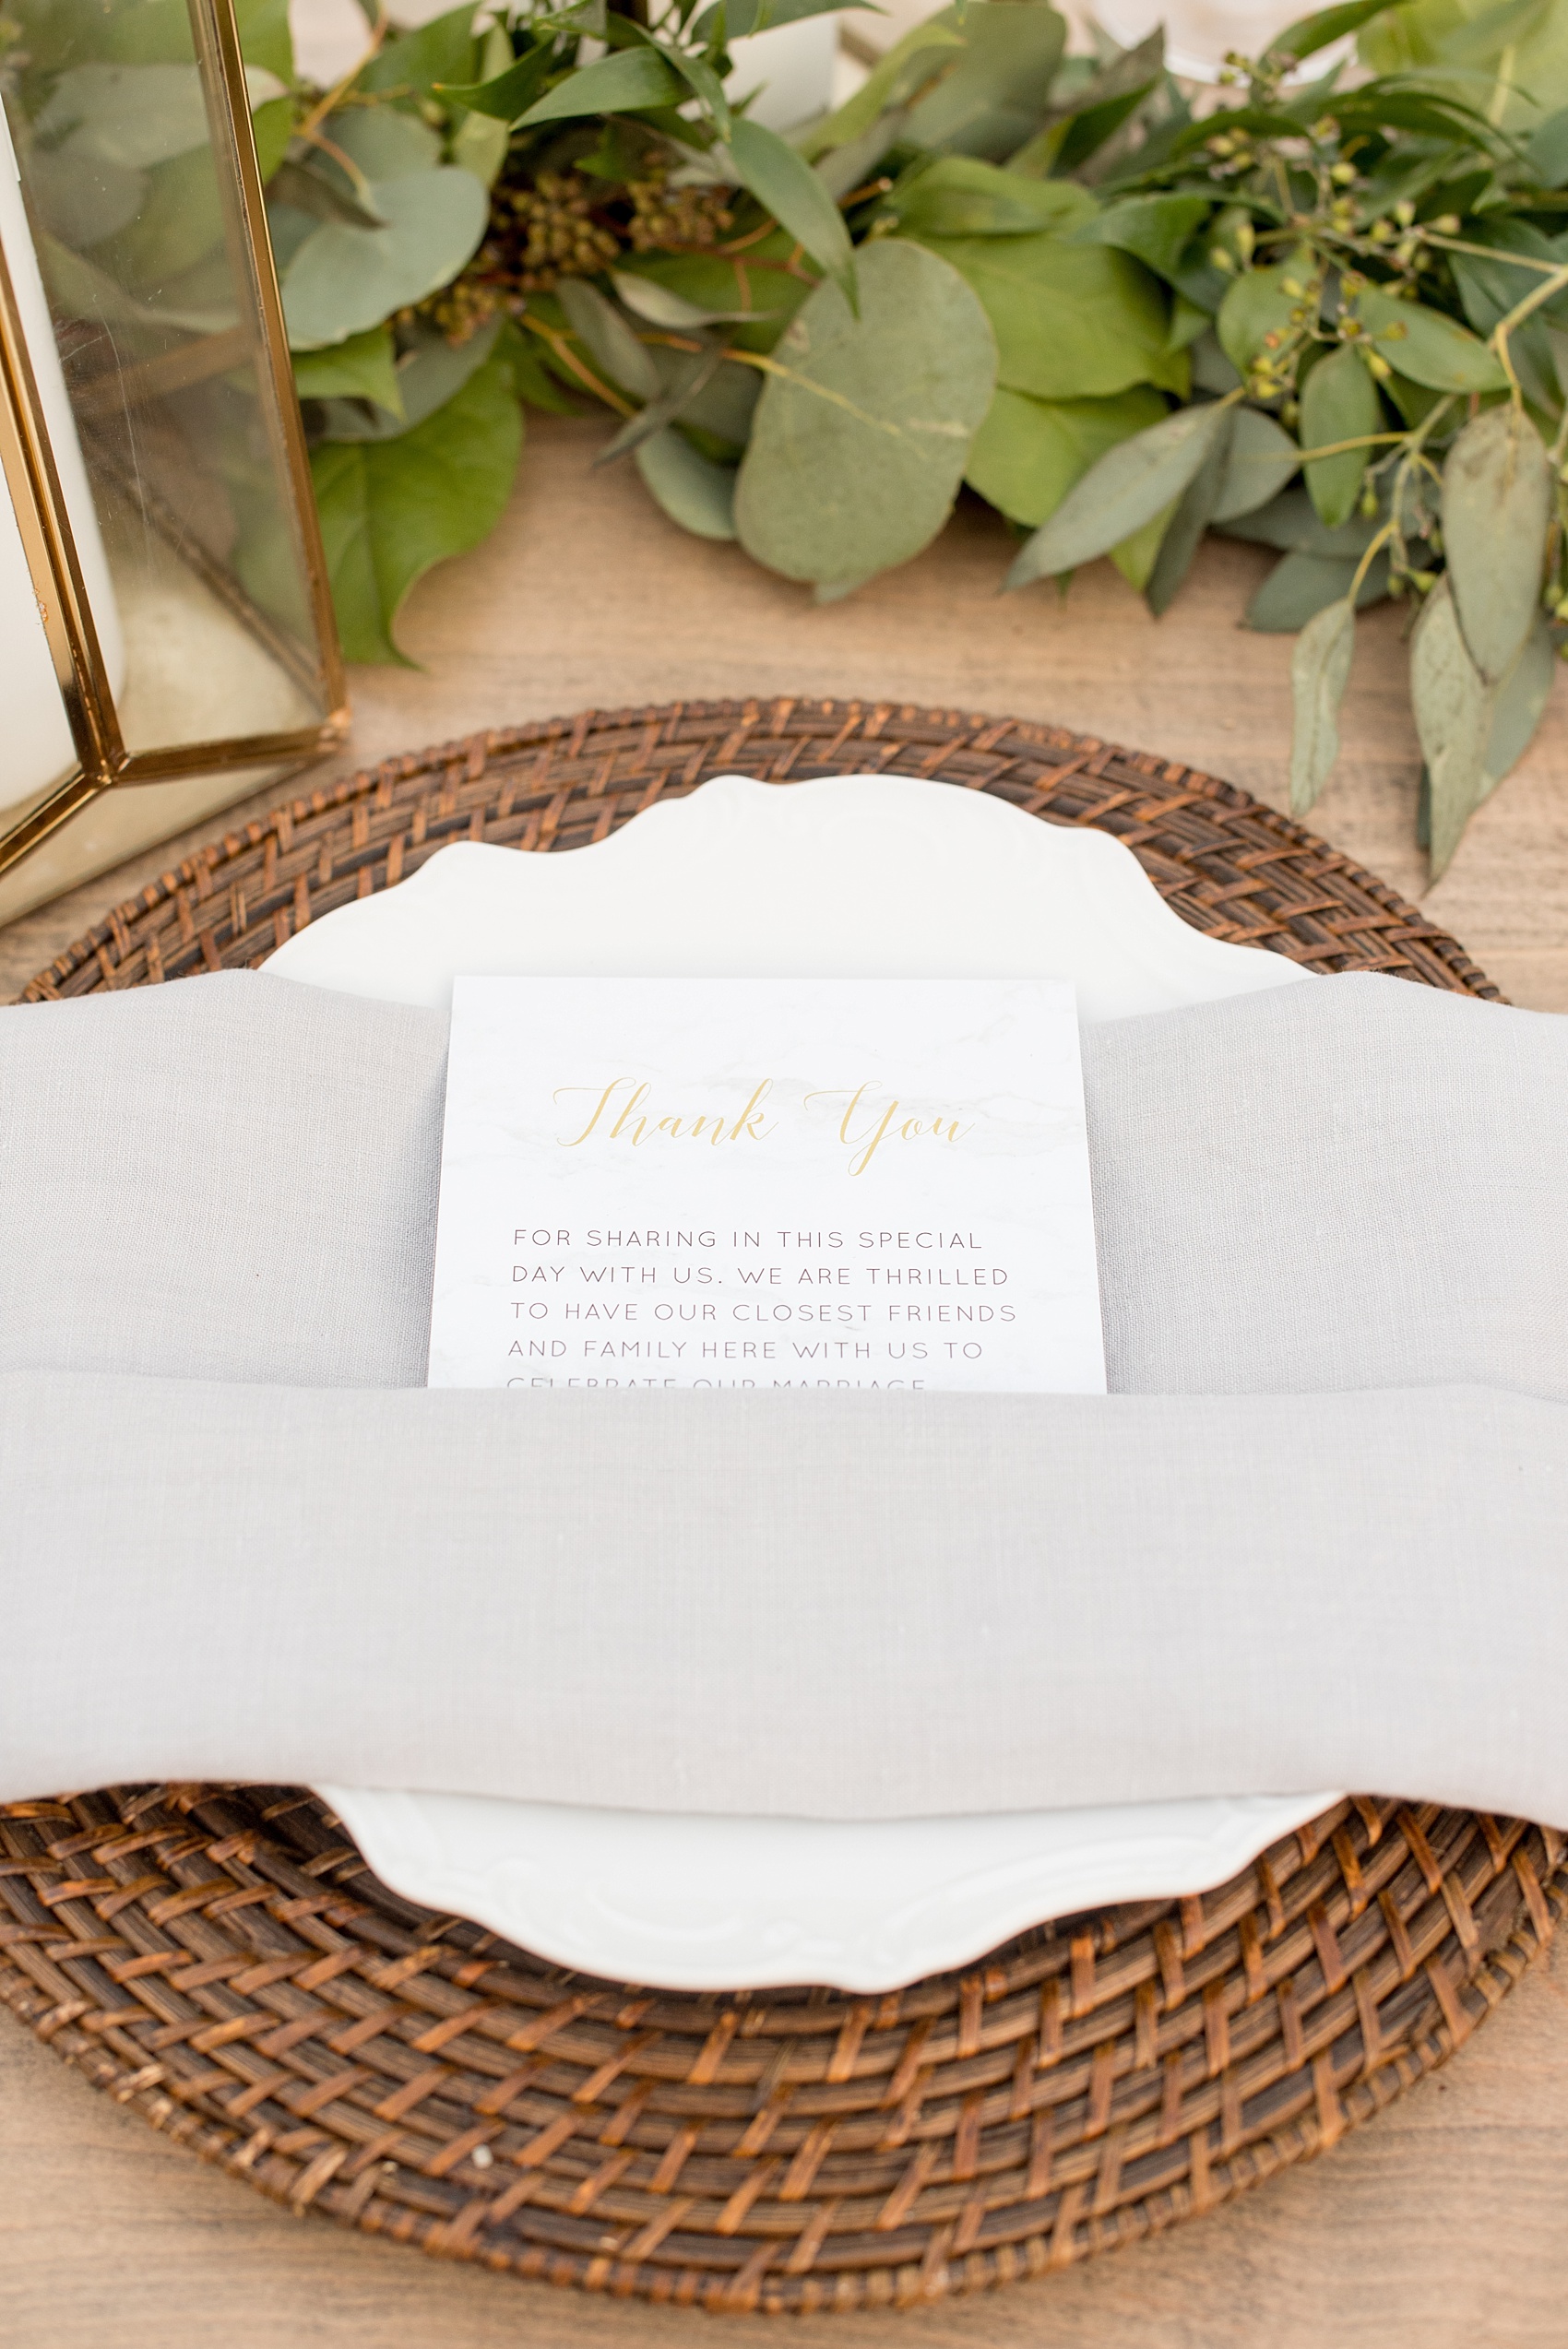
626,172,734,253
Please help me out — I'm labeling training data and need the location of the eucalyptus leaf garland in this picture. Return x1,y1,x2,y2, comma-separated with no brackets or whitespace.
5,0,1567,872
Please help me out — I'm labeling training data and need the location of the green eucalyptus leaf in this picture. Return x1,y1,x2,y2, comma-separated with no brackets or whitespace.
238,0,293,82
1357,288,1507,393
517,48,686,128
40,225,235,335
1360,0,1568,127
885,156,1095,239
911,232,1179,400
1442,402,1552,684
1168,294,1212,352
797,19,964,158
733,239,996,590
1289,594,1355,813
652,349,761,445
34,60,284,170
1331,85,1503,144
903,0,1068,162
1265,0,1400,67
89,144,227,289
447,19,515,184
313,320,503,441
725,117,857,312
556,279,661,400
1244,546,1388,630
1526,101,1568,185
1163,243,1229,320
612,270,770,328
1446,220,1568,336
268,157,386,230
1075,194,1212,283
294,322,403,414
16,0,176,65
965,384,1168,526
1014,28,1163,181
1301,342,1382,528
611,275,710,337
282,169,489,349
1006,399,1228,588
1217,265,1300,376
614,249,807,350
1484,613,1557,790
695,0,866,36
1109,499,1179,594
252,96,292,184
53,0,282,72
450,104,510,187
636,427,738,540
440,40,553,124
1211,408,1301,522
1190,328,1241,396
1411,575,1493,879
503,320,581,416
21,144,146,249
1450,270,1560,411
654,36,731,138
325,109,442,181
1146,406,1234,616
357,5,482,100
814,110,910,202
1224,485,1380,556
596,346,724,464
310,345,524,665
1189,331,1241,398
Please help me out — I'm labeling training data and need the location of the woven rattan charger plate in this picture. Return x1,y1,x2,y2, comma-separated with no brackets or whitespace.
4,699,1562,2317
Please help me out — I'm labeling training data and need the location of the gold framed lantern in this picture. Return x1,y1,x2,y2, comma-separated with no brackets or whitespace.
0,0,347,923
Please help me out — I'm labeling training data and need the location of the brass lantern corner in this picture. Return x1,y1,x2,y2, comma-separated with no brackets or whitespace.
0,0,348,920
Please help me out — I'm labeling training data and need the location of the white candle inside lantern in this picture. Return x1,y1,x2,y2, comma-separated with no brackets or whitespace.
0,101,125,816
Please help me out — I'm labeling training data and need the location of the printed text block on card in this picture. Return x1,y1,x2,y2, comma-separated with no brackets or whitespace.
428,977,1106,1393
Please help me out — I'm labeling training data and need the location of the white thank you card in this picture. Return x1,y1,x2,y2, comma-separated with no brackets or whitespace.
428,976,1105,1393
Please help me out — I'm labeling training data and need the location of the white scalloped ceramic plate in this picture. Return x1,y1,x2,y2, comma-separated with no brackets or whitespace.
270,770,1331,1990
266,767,1313,1018
319,1787,1336,1995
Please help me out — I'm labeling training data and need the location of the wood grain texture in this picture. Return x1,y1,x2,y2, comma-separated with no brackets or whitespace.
2,415,1566,1006
2,412,1566,2338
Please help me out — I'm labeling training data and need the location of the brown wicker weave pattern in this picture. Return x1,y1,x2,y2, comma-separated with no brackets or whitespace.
4,698,1535,2312
0,1792,1561,2314
17,698,1495,1002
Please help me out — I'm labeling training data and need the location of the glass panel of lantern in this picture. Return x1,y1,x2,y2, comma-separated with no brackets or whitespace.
0,0,346,923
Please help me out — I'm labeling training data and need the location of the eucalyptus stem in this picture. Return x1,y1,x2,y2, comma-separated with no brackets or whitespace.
298,1,389,140
1294,431,1408,461
1490,256,1568,353
520,314,636,415
1348,518,1396,601
1422,232,1567,275
1489,259,1568,409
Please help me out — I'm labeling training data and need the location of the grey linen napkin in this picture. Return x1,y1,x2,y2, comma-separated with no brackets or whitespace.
0,967,1564,1818
2,1370,1562,1820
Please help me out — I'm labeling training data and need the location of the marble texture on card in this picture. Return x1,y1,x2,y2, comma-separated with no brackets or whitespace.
428,975,1106,1394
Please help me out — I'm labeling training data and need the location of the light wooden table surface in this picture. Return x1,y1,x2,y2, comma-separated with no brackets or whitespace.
4,417,1567,2344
